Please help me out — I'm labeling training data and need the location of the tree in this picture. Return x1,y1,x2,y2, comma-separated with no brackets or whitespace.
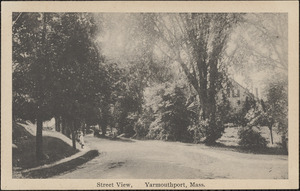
95,63,121,137
97,13,170,136
228,13,288,95
230,13,287,73
100,13,240,143
52,13,103,148
228,13,288,149
150,13,240,144
13,13,56,160
265,79,288,150
110,68,145,136
13,12,104,153
145,82,191,142
241,81,287,148
160,85,191,142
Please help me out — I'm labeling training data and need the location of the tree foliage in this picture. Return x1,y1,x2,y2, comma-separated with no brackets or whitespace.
230,13,287,73
264,79,288,150
238,127,268,149
13,12,288,156
148,13,240,144
13,12,107,157
145,83,191,142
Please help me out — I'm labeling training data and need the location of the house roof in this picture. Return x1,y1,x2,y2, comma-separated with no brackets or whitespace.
228,78,255,99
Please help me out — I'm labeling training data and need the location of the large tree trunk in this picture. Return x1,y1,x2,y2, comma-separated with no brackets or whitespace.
197,59,208,120
71,120,76,150
100,104,110,136
281,135,288,153
66,121,71,138
36,117,43,161
269,125,274,144
35,13,47,161
61,117,66,135
101,121,107,136
205,59,219,145
55,116,61,132
101,117,108,137
82,122,87,135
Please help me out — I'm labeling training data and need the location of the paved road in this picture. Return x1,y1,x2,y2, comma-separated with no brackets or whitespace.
53,135,288,179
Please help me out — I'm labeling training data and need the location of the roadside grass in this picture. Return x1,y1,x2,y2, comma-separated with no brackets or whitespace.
211,142,288,155
216,126,287,155
22,150,99,179
13,122,78,170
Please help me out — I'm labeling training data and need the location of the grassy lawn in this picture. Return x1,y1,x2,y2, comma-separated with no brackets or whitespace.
216,126,287,155
13,122,78,170
22,150,99,179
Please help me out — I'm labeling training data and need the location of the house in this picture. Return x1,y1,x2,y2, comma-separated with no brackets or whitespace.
187,79,257,114
225,79,257,113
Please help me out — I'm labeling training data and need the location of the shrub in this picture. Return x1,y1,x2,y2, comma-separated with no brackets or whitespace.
188,119,207,143
238,127,267,149
204,119,226,145
146,118,166,140
144,83,192,142
157,86,191,142
133,120,149,139
122,112,138,137
133,108,154,139
228,97,257,126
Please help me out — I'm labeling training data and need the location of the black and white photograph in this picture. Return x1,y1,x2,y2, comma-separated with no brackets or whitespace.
1,1,299,190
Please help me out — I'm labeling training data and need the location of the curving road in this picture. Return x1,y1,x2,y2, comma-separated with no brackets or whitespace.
52,135,288,179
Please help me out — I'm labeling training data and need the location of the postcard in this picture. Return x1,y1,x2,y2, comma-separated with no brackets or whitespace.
1,1,299,190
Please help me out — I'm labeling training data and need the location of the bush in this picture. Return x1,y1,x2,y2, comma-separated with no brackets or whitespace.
238,127,267,149
204,120,225,145
93,128,100,137
228,97,257,126
142,83,192,142
133,110,153,139
146,117,166,140
134,122,149,139
187,120,207,143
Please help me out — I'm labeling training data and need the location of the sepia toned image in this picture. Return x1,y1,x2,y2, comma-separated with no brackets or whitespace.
1,1,299,190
